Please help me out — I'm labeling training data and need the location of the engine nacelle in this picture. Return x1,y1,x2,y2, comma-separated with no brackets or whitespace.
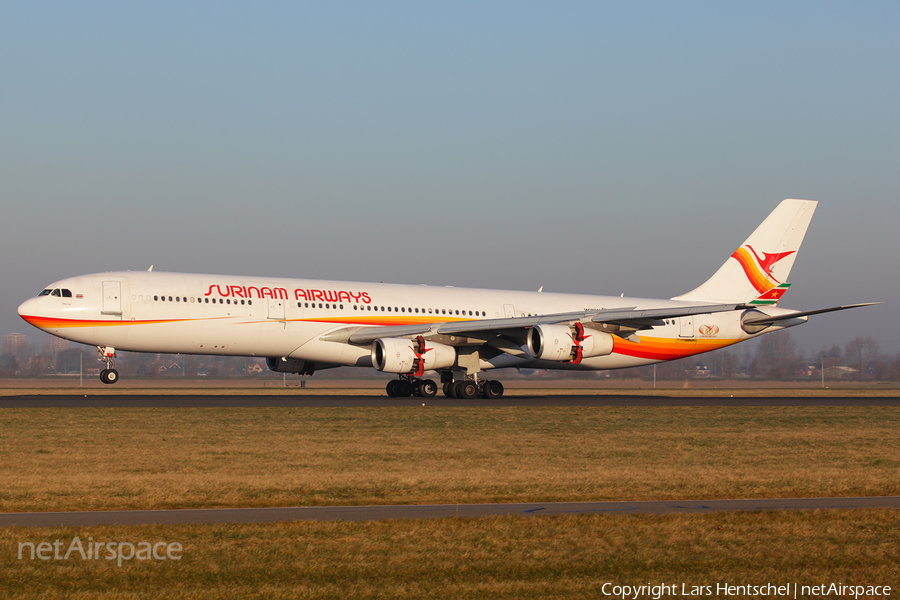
525,324,614,362
266,356,314,375
372,337,457,375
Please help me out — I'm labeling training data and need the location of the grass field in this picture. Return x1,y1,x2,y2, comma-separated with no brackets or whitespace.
3,510,899,599
1,406,898,512
3,405,899,597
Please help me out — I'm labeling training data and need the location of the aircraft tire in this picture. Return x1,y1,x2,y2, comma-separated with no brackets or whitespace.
482,380,504,399
443,382,456,398
417,379,437,397
456,381,478,399
396,380,413,397
386,380,399,397
100,369,119,385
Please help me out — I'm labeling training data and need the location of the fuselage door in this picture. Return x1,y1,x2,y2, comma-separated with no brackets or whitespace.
268,298,285,320
503,304,516,319
101,281,122,316
679,315,695,338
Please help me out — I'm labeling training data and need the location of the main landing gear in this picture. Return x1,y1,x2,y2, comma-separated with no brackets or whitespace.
97,346,119,385
442,379,504,399
384,375,504,399
386,375,438,398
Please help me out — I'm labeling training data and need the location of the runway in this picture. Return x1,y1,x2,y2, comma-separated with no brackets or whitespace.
2,394,899,408
2,497,899,527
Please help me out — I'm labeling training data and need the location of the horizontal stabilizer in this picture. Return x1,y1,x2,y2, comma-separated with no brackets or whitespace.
741,303,880,326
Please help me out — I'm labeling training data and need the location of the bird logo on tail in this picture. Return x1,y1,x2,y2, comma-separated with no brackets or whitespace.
731,245,794,305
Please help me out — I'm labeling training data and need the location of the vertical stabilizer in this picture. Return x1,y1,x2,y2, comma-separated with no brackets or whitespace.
673,199,817,304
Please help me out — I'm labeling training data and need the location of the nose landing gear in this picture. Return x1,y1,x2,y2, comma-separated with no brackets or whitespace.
97,346,119,385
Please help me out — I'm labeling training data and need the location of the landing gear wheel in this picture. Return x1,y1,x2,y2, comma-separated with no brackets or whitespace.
482,380,504,399
417,379,437,398
455,380,478,399
100,369,119,385
386,380,400,397
396,380,413,397
443,382,456,398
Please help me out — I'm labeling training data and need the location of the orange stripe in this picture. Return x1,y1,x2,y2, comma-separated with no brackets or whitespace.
613,336,737,361
20,315,223,329
731,247,774,294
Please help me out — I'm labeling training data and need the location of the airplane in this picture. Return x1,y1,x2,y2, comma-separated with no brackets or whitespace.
17,199,876,398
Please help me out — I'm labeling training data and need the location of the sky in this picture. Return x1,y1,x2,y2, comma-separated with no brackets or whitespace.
1,2,898,358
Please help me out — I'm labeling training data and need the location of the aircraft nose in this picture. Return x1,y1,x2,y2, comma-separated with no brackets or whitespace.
18,297,39,320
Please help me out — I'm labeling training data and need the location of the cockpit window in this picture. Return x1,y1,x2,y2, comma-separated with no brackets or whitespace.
51,289,61,297
38,289,52,296
61,289,72,298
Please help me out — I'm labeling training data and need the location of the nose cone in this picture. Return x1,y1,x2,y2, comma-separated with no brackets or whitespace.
17,297,41,327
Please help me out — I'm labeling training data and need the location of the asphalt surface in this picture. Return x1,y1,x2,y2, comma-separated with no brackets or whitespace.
2,497,899,527
2,394,900,407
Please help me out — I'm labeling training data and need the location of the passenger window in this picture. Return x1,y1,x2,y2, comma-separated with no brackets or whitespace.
154,296,159,301
176,297,181,302
353,305,357,310
204,298,209,303
387,306,391,312
340,304,344,309
168,296,173,302
248,300,252,305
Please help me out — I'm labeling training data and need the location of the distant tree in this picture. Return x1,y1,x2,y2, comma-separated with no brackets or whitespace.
0,354,19,376
751,331,799,379
844,336,881,380
720,349,738,379
56,349,83,374
26,354,52,377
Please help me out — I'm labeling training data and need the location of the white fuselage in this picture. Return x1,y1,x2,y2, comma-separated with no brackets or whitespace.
17,271,783,373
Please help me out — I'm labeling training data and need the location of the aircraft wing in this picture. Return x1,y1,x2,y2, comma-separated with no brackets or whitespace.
341,303,743,346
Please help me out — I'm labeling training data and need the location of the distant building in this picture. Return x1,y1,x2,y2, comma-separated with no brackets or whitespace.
3,333,27,357
44,334,70,355
685,361,711,378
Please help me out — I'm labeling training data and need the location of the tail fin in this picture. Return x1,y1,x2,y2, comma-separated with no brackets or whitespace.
673,199,818,304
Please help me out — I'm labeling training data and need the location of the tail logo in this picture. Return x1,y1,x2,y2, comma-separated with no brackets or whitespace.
731,245,795,294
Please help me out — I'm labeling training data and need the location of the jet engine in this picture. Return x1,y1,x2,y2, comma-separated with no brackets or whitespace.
525,323,614,363
372,336,456,375
266,356,315,375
